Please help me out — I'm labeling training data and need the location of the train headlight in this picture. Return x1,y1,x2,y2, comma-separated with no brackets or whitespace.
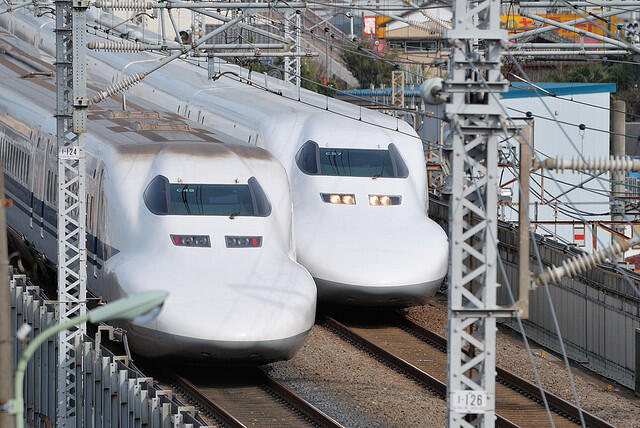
170,235,211,247
368,195,401,206
225,236,262,248
341,194,355,205
321,193,356,205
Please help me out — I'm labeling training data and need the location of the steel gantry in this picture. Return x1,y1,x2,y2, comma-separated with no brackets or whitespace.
54,0,88,424
444,0,510,426
284,8,301,89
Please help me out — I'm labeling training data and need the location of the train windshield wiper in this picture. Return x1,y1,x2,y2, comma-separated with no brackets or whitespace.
229,212,240,219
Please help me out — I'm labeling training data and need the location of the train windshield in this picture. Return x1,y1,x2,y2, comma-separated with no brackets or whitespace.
296,141,408,178
144,175,271,216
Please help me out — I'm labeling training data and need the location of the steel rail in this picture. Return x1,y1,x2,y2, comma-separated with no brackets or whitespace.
169,369,344,428
257,369,345,428
323,316,519,428
170,373,246,427
396,316,614,428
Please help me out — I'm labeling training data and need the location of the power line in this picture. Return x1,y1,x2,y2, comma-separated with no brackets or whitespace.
507,106,639,138
507,82,640,121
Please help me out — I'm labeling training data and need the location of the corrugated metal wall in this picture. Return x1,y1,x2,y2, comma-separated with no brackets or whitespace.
429,198,640,388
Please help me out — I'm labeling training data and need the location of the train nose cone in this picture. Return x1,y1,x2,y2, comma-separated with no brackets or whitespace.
114,254,316,361
295,212,448,306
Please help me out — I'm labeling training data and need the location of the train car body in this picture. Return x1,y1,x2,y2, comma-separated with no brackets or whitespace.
0,33,317,362
0,11,448,306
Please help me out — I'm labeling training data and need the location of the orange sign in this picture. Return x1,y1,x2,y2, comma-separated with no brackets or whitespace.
376,16,391,39
501,13,625,42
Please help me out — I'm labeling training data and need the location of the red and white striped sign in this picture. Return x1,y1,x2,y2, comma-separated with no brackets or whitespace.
573,224,585,247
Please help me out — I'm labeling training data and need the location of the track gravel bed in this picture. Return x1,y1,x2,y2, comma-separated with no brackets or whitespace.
406,296,640,428
266,325,447,427
328,313,584,428
168,367,340,428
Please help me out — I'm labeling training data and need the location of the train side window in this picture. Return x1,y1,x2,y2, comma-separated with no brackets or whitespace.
91,170,105,276
45,171,50,202
248,177,272,217
143,175,169,215
88,195,94,231
19,150,23,180
47,172,50,202
295,140,320,175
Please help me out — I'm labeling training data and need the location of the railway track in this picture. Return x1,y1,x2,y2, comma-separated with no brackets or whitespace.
168,367,344,428
324,312,614,428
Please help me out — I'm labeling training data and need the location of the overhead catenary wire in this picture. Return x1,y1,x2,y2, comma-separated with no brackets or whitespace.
499,53,640,278
506,82,640,120
456,49,640,427
454,134,557,427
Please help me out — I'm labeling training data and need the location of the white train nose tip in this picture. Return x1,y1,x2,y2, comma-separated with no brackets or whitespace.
296,216,448,305
114,258,317,361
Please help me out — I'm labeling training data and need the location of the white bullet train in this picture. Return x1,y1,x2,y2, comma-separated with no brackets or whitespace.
0,34,316,362
1,10,449,306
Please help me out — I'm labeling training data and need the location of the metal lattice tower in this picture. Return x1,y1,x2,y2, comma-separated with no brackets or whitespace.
391,70,405,117
444,0,508,425
284,8,301,88
55,0,88,424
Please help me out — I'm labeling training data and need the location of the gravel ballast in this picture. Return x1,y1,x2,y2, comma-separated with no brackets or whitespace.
406,296,640,428
265,325,447,427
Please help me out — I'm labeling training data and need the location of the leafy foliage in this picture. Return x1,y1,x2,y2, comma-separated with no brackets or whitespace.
541,61,640,120
239,58,337,97
341,40,397,88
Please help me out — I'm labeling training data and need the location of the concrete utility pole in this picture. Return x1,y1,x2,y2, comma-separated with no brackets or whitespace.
0,167,14,427
610,99,626,256
516,121,533,319
445,0,510,425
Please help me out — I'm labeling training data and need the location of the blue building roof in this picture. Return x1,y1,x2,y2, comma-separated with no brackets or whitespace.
338,82,616,98
503,82,616,98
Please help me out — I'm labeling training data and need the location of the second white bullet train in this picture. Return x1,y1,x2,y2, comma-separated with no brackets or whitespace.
1,10,449,306
0,33,317,362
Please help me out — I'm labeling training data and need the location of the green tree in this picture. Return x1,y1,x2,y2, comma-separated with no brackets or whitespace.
341,40,397,88
541,60,640,120
239,58,337,97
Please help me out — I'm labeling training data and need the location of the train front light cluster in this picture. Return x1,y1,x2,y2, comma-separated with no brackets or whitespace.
368,195,401,206
321,193,356,205
226,236,262,248
170,235,211,247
